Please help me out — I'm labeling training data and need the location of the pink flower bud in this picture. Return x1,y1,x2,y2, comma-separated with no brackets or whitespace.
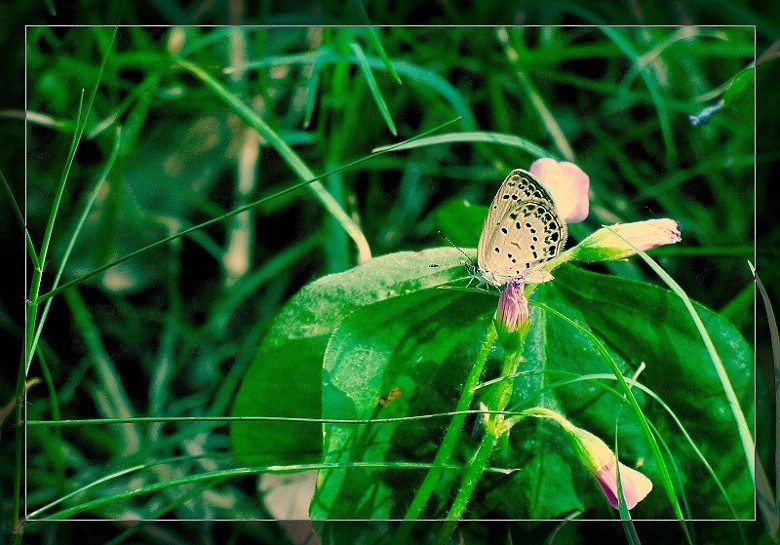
493,278,529,352
523,408,653,511
568,426,653,510
572,219,681,262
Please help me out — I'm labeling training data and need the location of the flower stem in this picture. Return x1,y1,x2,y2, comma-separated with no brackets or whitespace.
434,424,499,545
434,348,524,545
389,324,497,545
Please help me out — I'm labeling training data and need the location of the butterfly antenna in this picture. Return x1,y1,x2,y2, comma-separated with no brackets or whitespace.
430,231,489,291
435,230,476,265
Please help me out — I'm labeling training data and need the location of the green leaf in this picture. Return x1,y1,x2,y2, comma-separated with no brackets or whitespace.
229,248,470,466
313,289,496,518
232,251,752,520
545,264,753,518
722,66,754,116
433,199,487,249
310,285,618,519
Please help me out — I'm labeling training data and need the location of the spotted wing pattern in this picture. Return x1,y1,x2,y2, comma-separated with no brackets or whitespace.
477,169,567,287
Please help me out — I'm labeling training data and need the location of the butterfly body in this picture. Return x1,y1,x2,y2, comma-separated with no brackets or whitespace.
476,169,567,288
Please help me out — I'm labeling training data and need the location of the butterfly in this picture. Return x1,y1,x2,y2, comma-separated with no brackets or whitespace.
474,169,568,288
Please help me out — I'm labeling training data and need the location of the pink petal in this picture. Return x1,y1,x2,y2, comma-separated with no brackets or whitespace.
495,278,529,331
596,461,653,510
572,219,681,262
529,158,590,224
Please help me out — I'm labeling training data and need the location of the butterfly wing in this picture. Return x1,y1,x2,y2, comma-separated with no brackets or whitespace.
478,170,568,287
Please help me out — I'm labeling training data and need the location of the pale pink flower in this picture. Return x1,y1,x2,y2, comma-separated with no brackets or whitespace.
568,426,653,510
529,157,590,224
523,408,653,511
572,219,681,262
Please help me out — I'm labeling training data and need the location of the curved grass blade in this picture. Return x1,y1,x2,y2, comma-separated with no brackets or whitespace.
351,41,397,135
351,0,401,84
175,57,372,262
627,238,755,483
752,264,780,537
30,460,494,520
372,131,552,159
534,301,690,541
35,117,461,304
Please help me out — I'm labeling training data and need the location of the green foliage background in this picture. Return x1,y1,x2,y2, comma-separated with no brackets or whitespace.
1,2,777,545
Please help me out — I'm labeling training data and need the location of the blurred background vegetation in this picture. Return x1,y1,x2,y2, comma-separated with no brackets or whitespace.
1,1,778,544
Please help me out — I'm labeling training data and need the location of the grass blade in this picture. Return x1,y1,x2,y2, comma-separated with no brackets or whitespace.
175,57,372,262
303,51,325,128
35,117,462,304
373,130,552,159
351,0,402,84
1,168,39,268
26,26,119,373
617,228,755,483
350,41,398,136
752,265,780,537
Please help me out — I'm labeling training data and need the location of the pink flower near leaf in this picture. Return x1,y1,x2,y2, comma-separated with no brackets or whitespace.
595,459,654,510
529,157,590,223
572,219,682,262
494,278,529,352
523,408,653,511
569,426,653,510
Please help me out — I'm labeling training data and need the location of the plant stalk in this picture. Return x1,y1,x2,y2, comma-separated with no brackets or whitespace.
390,324,497,545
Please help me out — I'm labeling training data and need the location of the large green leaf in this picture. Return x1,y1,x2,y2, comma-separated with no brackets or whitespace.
310,281,619,520
231,249,752,520
308,264,751,519
313,291,590,519
312,289,498,519
229,248,470,465
545,265,754,518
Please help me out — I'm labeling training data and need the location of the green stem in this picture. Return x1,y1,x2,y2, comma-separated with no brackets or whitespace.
390,324,497,545
12,357,25,545
25,91,84,373
487,348,524,409
434,348,524,545
435,277,533,542
435,427,499,544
